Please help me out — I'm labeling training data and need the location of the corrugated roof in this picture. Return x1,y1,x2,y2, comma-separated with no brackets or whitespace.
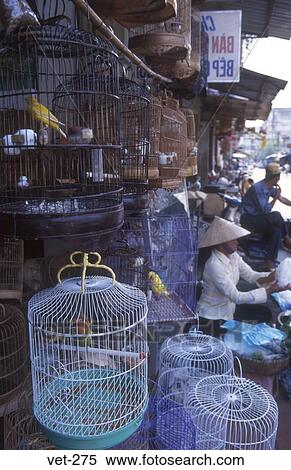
201,68,285,121
212,68,287,103
199,0,291,39
201,95,272,121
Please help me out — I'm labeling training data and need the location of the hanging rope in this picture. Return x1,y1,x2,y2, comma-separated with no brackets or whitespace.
72,0,173,83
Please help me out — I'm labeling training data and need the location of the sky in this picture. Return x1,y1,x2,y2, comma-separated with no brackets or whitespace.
243,36,291,108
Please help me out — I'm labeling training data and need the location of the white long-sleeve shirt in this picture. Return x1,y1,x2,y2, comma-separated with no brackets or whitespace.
197,250,268,320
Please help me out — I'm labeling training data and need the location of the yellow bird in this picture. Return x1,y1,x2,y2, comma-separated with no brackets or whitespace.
148,271,169,297
26,96,67,139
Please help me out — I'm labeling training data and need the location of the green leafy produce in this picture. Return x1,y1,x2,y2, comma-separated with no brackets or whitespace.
251,351,265,361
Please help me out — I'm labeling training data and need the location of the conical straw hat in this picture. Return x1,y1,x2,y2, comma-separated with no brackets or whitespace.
199,217,250,248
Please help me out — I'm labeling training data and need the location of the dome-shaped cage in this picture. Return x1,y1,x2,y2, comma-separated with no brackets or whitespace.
120,78,150,211
159,92,188,179
0,237,24,300
159,332,234,398
129,0,191,61
187,374,279,450
28,252,148,450
0,304,28,406
0,24,123,240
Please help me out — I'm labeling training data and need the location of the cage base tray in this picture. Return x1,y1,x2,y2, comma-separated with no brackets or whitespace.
148,293,196,324
39,415,144,450
35,368,147,450
0,201,124,240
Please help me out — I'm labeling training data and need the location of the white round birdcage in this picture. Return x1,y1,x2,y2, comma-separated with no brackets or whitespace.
159,332,233,395
28,251,148,450
187,374,279,450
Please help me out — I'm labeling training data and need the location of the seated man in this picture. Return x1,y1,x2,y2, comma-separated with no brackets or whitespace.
240,162,291,270
197,217,289,336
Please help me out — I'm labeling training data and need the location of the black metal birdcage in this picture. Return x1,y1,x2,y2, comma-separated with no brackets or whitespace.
120,77,150,212
0,24,123,240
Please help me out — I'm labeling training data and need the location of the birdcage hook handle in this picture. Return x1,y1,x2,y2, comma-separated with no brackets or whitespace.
57,251,116,293
234,355,243,380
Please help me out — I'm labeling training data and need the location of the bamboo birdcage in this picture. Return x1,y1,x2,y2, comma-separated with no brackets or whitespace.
148,94,162,180
4,410,56,450
145,11,201,81
159,92,187,178
129,0,191,61
0,304,28,406
28,251,148,450
181,107,198,175
0,237,24,300
0,24,123,241
3,377,56,449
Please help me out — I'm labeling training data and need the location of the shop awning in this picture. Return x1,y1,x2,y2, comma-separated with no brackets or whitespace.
200,0,291,40
201,94,272,121
212,69,287,104
202,68,287,122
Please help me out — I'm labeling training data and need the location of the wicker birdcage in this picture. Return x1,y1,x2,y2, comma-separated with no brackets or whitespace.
87,0,177,28
28,251,148,450
159,92,187,178
181,107,198,175
187,374,279,450
123,214,198,324
0,24,123,241
0,304,28,407
0,237,24,300
129,0,191,61
145,11,201,81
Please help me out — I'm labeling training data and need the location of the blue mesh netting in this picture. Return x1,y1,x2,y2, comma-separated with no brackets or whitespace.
114,382,196,450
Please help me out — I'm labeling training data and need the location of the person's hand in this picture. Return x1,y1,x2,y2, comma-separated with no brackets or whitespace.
274,185,281,199
257,271,276,284
266,282,291,295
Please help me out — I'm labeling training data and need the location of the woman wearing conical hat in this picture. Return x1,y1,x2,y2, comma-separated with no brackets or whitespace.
197,217,290,335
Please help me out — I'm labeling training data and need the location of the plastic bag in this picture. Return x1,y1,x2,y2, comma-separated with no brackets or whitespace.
244,323,286,347
276,258,291,287
272,290,291,310
0,0,39,35
223,320,287,359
